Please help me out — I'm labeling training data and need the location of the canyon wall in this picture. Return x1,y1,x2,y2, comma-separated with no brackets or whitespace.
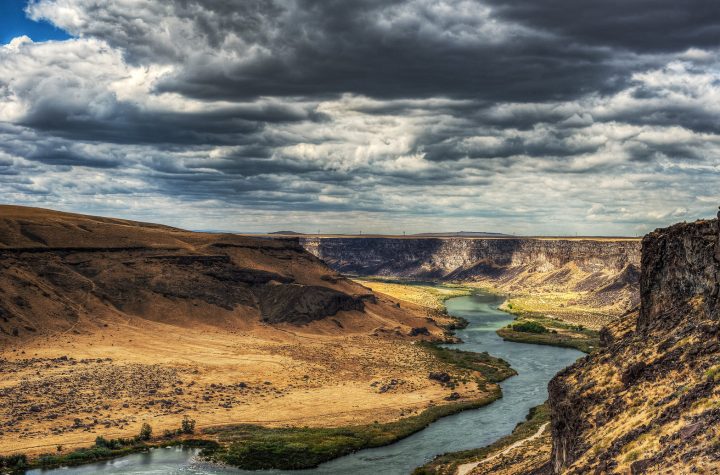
547,219,720,473
300,237,642,325
300,237,640,280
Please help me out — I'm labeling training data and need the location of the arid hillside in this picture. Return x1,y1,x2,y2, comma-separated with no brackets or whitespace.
546,218,720,474
0,206,491,457
301,236,641,328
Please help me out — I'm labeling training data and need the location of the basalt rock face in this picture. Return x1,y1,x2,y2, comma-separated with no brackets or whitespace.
639,219,720,332
547,219,720,474
300,237,639,280
301,237,641,322
0,206,377,341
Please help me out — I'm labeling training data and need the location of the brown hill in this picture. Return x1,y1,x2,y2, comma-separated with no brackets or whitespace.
0,205,435,340
0,206,477,456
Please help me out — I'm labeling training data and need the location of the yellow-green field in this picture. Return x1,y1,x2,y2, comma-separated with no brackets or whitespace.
353,278,472,312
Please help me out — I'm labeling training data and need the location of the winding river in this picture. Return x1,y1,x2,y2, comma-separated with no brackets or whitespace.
30,290,582,475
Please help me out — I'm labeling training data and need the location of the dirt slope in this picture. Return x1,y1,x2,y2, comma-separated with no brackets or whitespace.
0,205,473,456
0,205,440,341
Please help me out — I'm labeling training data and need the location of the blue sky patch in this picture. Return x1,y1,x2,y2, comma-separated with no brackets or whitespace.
0,1,70,44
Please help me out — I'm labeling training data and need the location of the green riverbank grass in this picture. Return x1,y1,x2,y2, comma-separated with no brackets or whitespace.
202,392,502,470
496,318,598,353
1,438,218,474
418,342,517,382
497,301,599,354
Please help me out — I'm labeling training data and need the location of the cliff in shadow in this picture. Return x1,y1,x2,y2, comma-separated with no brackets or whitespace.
546,219,720,474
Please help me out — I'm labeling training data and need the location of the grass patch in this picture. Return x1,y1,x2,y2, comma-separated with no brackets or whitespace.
11,421,219,473
497,325,597,354
353,278,473,312
413,403,550,475
203,394,502,470
510,321,548,334
705,364,720,381
496,312,599,354
418,342,517,382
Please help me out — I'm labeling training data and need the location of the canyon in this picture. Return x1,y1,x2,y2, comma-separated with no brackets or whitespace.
300,236,641,329
546,218,720,474
416,218,720,474
2,206,717,474
0,206,504,469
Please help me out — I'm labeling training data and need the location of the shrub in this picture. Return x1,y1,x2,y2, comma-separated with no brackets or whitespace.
181,416,196,434
705,365,720,381
0,454,28,470
139,423,153,441
511,321,548,334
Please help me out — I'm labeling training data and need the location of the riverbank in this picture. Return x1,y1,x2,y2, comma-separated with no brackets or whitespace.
12,285,583,475
355,278,600,353
352,277,472,330
413,403,551,475
6,309,515,473
201,390,503,470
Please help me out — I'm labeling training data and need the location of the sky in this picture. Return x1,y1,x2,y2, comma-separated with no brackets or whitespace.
0,1,718,235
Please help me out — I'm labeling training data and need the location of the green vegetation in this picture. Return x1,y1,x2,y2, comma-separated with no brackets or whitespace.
139,422,153,441
510,321,548,334
413,403,550,475
203,395,502,471
0,454,28,473
706,365,720,381
5,421,219,473
181,416,197,434
418,342,516,382
497,315,599,354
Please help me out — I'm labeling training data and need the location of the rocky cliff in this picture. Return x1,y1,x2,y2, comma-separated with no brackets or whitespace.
547,219,720,473
0,206,434,341
301,237,641,327
300,237,639,280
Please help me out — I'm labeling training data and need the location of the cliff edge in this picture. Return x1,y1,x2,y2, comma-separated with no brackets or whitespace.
547,219,720,473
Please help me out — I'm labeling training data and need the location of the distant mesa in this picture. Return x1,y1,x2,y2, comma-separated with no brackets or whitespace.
269,230,304,235
411,231,511,237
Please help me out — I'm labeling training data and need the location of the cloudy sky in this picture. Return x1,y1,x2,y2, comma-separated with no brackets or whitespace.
0,0,718,235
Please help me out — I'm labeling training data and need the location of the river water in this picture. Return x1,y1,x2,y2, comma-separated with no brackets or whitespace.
30,291,581,475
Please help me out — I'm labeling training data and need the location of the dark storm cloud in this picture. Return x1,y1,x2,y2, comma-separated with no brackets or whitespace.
483,0,720,53
154,2,628,102
19,96,324,145
3,0,718,234
29,0,649,103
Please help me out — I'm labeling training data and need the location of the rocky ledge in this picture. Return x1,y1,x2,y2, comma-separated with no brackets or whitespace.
546,219,720,474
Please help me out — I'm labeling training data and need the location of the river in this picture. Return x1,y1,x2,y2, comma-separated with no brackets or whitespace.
30,290,582,475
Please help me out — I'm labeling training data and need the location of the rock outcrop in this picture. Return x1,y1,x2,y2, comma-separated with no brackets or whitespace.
300,237,639,281
547,219,720,473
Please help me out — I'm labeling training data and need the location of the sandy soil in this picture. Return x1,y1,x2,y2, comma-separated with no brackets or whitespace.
1,304,490,457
